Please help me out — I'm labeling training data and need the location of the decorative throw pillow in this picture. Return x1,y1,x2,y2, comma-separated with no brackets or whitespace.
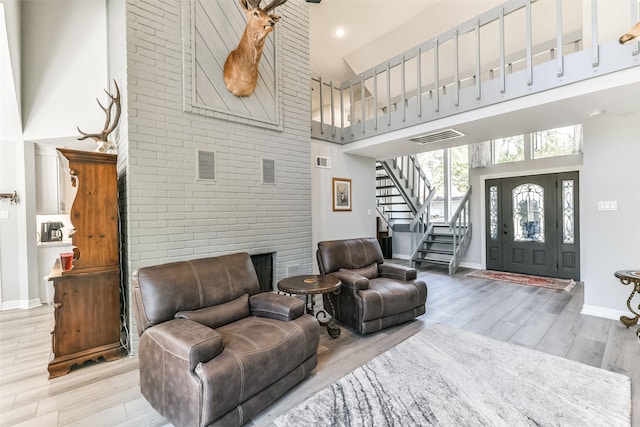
175,293,249,329
340,262,379,279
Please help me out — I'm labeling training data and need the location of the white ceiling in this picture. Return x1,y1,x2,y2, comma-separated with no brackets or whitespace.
309,0,438,83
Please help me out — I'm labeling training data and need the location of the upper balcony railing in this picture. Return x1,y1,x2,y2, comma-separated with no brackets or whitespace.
311,0,640,144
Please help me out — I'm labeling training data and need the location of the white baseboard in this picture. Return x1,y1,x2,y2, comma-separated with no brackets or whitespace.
392,253,411,260
581,304,629,321
460,261,483,270
1,299,43,311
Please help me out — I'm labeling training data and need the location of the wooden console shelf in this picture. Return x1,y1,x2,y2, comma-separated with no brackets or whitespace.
48,149,123,378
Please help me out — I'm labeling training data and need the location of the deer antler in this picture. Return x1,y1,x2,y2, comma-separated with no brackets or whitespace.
262,0,287,13
77,80,121,143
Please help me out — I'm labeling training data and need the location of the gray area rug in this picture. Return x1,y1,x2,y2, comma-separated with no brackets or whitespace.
274,324,631,426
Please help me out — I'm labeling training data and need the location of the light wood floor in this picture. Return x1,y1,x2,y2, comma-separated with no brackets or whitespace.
1,266,638,426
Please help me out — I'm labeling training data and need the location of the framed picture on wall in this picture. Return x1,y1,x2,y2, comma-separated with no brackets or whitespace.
332,177,352,211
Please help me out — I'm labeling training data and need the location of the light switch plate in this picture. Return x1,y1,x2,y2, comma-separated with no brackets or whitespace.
0,210,8,219
597,201,617,211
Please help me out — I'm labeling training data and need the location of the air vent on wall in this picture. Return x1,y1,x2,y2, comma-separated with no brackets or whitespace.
315,156,331,168
262,158,276,184
197,150,215,180
410,128,465,145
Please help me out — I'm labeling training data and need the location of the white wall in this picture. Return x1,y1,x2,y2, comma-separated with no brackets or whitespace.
581,112,640,318
0,0,108,309
21,0,108,140
311,139,377,272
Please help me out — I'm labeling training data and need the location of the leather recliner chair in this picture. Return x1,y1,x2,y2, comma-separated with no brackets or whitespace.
316,237,428,334
132,252,320,427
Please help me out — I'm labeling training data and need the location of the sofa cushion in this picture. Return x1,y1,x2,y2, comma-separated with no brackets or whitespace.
360,277,427,321
249,293,305,321
317,238,384,274
340,262,379,279
175,293,249,329
196,314,320,424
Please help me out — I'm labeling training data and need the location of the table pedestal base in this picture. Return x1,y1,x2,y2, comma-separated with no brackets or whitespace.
614,270,640,344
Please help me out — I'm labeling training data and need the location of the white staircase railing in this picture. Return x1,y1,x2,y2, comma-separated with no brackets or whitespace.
311,0,639,144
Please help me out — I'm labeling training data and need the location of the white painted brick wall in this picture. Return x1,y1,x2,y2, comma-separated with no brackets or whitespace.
119,0,311,353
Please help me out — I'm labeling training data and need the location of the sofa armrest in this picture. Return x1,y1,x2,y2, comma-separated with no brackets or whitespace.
378,263,417,281
249,293,305,321
329,270,369,291
142,319,223,371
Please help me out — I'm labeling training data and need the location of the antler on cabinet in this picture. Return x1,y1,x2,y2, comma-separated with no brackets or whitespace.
77,80,121,152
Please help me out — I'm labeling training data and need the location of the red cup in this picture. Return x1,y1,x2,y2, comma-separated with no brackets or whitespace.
60,253,74,271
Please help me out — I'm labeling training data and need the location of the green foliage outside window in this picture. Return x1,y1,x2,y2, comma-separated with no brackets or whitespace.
532,125,582,159
494,135,525,163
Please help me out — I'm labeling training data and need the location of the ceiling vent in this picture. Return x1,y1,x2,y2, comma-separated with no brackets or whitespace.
410,129,465,145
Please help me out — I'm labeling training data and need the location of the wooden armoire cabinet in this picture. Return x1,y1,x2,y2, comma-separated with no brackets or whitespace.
47,148,123,378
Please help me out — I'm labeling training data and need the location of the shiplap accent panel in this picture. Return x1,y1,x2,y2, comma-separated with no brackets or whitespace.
183,0,281,128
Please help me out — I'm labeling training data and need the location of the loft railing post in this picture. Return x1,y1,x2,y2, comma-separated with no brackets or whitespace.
434,38,440,113
499,8,506,93
631,0,639,56
349,82,355,137
373,69,378,130
340,86,344,131
360,77,366,134
454,29,460,107
417,47,422,117
591,0,599,66
401,55,406,122
475,19,481,100
526,0,533,85
330,81,336,137
556,0,564,76
319,76,324,134
386,62,391,127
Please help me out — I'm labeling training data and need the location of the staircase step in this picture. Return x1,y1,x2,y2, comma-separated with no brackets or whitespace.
412,257,450,266
418,247,454,255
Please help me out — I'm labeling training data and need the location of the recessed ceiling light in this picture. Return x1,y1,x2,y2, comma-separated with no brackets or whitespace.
587,109,604,117
335,27,345,38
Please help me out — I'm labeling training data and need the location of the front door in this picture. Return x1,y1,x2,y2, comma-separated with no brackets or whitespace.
485,172,580,280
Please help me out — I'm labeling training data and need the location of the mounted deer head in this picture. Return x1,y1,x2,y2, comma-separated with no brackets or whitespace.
223,0,287,97
77,80,121,153
619,21,640,44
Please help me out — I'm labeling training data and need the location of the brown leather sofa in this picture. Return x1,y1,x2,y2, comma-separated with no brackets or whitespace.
316,237,428,334
132,252,320,427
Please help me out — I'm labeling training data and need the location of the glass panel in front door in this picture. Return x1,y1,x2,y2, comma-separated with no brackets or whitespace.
512,183,544,242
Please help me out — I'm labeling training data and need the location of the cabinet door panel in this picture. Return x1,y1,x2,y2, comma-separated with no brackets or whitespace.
53,271,120,356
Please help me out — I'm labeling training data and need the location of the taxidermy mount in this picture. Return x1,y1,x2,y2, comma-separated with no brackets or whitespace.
224,0,287,97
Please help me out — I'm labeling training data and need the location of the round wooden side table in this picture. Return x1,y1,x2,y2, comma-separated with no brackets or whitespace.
277,274,341,338
614,270,640,343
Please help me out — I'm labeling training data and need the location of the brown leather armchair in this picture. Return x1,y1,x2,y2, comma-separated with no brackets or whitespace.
132,252,320,427
316,237,427,334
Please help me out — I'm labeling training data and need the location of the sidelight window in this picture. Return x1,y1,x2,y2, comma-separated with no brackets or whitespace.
562,180,575,244
489,185,498,240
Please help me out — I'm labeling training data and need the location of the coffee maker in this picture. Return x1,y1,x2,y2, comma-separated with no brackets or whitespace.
41,221,64,242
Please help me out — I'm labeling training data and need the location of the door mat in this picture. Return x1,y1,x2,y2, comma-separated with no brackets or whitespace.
466,269,577,291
